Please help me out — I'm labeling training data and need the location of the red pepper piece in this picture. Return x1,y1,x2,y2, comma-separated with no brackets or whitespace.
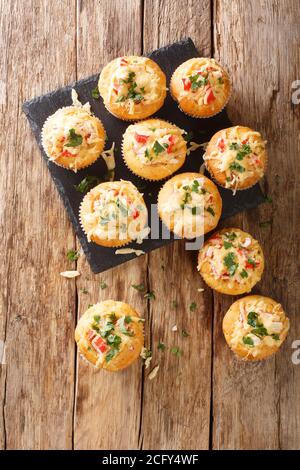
132,208,140,220
134,133,149,144
218,138,225,152
245,261,256,270
205,88,216,103
120,58,128,66
61,150,73,157
167,134,176,154
92,336,107,354
182,78,191,91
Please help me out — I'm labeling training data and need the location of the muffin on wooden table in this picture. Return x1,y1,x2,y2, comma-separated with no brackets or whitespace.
41,106,106,172
223,295,290,361
170,57,231,118
98,56,166,120
157,172,222,239
79,180,148,247
197,227,264,295
204,126,267,192
122,119,187,180
75,300,144,372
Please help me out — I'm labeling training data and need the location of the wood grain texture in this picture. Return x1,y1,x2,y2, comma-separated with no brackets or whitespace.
141,0,213,450
74,0,146,450
212,0,300,450
0,0,77,449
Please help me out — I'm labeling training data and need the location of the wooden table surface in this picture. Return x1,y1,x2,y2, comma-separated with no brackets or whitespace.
1,0,299,450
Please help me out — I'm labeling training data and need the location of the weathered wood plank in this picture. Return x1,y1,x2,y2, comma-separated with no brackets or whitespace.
74,0,146,450
212,0,300,449
0,0,77,449
140,0,213,450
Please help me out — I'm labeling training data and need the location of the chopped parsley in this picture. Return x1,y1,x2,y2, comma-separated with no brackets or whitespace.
171,300,178,308
264,195,273,204
182,330,189,337
171,347,182,357
242,336,254,346
183,131,193,142
153,140,165,155
223,241,233,249
240,269,248,279
224,232,237,241
247,311,260,328
91,86,100,99
252,326,268,338
189,73,207,90
189,301,197,312
223,252,238,276
259,219,272,228
118,316,134,336
144,291,155,300
272,334,280,340
100,281,108,290
80,288,88,294
158,342,166,351
67,249,80,261
74,175,101,193
206,206,215,216
229,161,245,173
65,128,83,147
93,315,101,323
131,283,146,292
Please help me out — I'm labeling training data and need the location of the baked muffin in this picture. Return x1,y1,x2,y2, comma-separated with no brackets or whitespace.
157,173,222,239
122,119,187,180
75,300,144,372
79,180,149,247
223,295,290,361
204,126,267,191
98,56,166,120
41,106,106,172
198,228,264,295
170,58,231,118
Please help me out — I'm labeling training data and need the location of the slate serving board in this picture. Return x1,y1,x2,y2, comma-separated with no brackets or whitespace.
23,38,265,274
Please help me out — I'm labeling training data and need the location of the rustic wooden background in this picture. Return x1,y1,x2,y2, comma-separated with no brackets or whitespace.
0,0,299,450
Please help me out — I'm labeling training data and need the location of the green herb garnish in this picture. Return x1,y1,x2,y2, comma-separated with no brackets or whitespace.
91,86,100,99
144,291,155,300
74,175,101,193
182,330,189,337
131,283,146,292
229,161,245,173
242,336,254,346
171,300,178,308
223,252,238,276
80,288,88,294
118,316,134,336
171,347,182,357
206,206,215,216
65,128,83,147
153,140,165,155
223,241,233,249
183,131,193,142
259,219,272,228
247,311,259,327
252,326,268,337
189,302,197,312
240,269,248,279
67,249,80,261
272,334,280,340
158,342,166,351
100,281,108,290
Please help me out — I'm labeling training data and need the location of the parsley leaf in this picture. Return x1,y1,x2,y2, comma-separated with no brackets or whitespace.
252,326,268,337
229,161,245,173
240,269,248,278
91,86,100,99
153,140,165,155
247,311,259,327
182,330,189,337
100,281,108,290
144,291,155,300
242,336,254,346
118,316,134,336
223,252,239,276
259,219,272,228
189,302,197,312
131,283,146,292
171,347,182,357
67,249,80,261
223,241,233,249
183,131,193,142
65,128,83,147
158,342,166,351
74,175,101,193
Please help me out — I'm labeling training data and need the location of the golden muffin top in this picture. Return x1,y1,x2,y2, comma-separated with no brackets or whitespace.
75,300,144,371
204,126,267,191
223,295,290,360
41,106,105,171
198,228,264,289
158,173,222,238
80,180,149,244
171,58,230,106
123,119,187,166
98,56,166,116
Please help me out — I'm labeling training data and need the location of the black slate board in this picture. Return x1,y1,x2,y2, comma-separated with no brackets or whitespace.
23,38,265,273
